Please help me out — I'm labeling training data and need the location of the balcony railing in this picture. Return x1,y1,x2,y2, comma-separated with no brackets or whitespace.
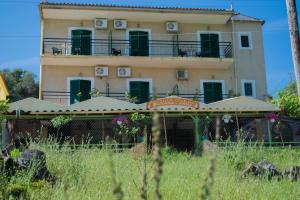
42,38,233,58
42,91,229,105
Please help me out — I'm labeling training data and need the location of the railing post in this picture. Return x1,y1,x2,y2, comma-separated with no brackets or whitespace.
65,41,67,55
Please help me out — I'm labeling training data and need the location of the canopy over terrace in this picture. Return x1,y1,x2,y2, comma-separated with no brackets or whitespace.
4,96,280,148
6,96,280,116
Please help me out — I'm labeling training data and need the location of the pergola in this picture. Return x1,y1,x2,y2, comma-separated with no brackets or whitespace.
4,96,280,148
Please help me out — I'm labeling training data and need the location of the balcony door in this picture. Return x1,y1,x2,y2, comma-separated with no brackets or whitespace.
71,29,92,55
129,30,149,56
69,78,93,105
127,79,152,104
201,80,224,104
199,33,220,58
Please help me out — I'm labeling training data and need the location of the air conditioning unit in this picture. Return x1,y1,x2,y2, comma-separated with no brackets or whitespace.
166,21,178,32
95,66,108,77
176,70,188,80
114,19,127,29
117,67,131,77
94,18,108,29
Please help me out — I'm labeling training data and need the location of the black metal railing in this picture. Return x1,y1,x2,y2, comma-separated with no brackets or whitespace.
41,91,229,104
42,38,233,58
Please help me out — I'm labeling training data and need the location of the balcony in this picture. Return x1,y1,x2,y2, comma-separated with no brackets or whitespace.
41,91,229,105
41,38,234,69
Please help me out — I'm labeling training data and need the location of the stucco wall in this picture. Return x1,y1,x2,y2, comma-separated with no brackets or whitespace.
41,18,268,104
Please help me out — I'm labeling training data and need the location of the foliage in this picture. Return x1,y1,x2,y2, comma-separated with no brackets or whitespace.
112,113,150,137
10,148,22,160
272,81,300,117
89,88,102,97
51,115,73,129
125,91,138,103
2,143,298,200
0,100,8,121
1,68,39,102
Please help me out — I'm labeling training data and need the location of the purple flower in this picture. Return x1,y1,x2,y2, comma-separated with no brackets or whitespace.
112,116,129,125
265,112,279,122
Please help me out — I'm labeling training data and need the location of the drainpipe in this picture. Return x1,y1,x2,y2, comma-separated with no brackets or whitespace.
231,17,238,95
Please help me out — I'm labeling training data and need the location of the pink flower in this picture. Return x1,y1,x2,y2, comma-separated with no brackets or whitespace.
265,112,279,122
112,116,129,125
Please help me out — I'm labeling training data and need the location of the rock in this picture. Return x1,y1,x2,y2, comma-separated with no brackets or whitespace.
282,166,300,181
241,160,282,179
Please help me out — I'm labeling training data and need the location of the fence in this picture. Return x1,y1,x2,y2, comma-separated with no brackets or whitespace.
3,115,300,150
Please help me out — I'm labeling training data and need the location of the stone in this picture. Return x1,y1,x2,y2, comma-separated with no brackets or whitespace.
241,160,282,179
282,166,300,181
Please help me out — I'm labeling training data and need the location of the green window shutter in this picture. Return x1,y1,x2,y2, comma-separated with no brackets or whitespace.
139,82,150,103
129,81,150,103
79,80,91,101
70,80,81,104
71,30,92,55
244,83,253,96
129,31,149,56
71,30,82,55
200,33,220,58
80,30,92,55
203,82,223,103
70,79,91,104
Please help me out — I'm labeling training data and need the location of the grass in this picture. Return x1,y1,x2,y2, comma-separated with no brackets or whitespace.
2,143,300,200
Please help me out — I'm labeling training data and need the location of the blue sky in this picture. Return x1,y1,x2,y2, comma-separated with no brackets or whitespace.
0,0,299,96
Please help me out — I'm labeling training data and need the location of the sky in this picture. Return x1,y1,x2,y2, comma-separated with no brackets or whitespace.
0,0,299,96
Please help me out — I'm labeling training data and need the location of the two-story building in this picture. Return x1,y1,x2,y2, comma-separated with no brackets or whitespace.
39,2,267,106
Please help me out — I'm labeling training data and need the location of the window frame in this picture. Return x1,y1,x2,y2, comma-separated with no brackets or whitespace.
238,32,253,50
197,31,223,57
68,27,95,55
67,77,94,105
200,80,226,103
126,29,152,56
241,80,256,98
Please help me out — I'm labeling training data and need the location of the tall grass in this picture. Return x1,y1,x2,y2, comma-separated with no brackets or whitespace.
1,125,300,199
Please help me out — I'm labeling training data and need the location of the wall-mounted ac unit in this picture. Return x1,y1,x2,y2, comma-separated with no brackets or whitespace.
94,18,108,29
176,70,188,80
117,67,131,77
114,19,127,29
95,66,109,77
166,21,178,32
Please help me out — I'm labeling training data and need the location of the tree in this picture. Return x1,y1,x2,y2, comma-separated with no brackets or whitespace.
272,81,300,117
0,68,39,102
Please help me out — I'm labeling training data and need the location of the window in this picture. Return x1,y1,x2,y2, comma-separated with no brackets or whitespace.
241,80,256,98
126,78,152,104
68,77,94,105
200,80,225,103
68,27,94,55
238,32,252,49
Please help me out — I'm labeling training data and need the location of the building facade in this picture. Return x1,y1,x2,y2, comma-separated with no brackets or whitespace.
39,2,267,105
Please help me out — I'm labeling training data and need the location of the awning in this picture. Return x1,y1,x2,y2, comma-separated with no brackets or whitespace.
7,96,280,116
67,96,142,113
8,97,67,113
206,96,280,112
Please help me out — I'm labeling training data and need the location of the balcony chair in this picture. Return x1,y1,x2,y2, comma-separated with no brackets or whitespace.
52,47,62,55
178,49,187,57
111,48,121,56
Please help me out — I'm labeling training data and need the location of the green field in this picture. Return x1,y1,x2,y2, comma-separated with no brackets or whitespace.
2,144,300,200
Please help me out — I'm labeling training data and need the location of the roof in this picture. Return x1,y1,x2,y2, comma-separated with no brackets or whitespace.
0,74,9,99
8,98,67,113
206,96,280,112
231,14,265,25
40,2,234,14
7,96,280,115
68,96,141,113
